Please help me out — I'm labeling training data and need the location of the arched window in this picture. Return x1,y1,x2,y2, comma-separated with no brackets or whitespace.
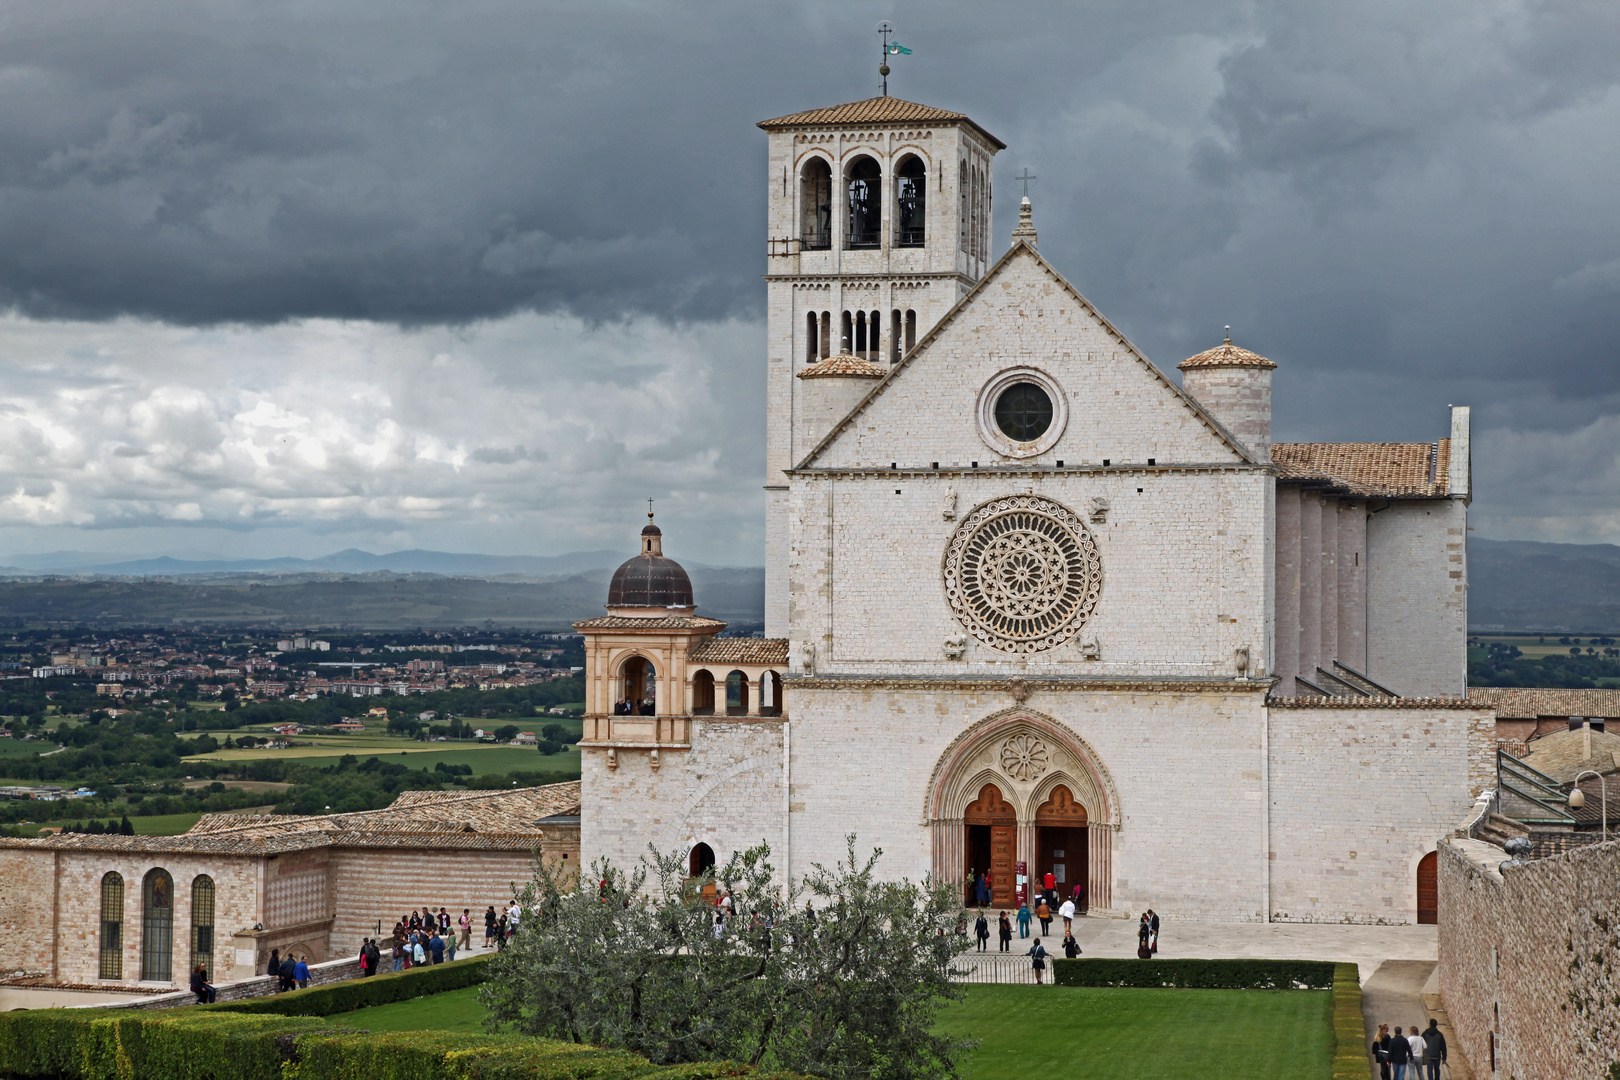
99,872,124,980
841,310,853,352
619,656,656,716
761,670,785,717
141,868,174,982
800,158,832,250
725,670,750,716
959,160,969,253
190,875,215,979
820,311,831,359
692,669,715,715
905,309,917,353
845,157,881,249
689,842,716,877
896,155,926,246
869,310,881,360
890,309,902,363
805,311,819,362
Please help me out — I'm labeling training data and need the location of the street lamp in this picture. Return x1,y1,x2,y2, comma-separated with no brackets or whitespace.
1569,771,1609,842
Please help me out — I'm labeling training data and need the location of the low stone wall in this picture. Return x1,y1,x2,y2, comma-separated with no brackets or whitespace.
89,955,364,1010
1438,833,1620,1080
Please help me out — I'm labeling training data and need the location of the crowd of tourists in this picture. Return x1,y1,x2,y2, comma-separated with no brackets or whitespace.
360,901,526,974
1371,1020,1447,1079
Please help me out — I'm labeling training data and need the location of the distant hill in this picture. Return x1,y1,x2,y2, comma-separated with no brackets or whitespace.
0,564,765,629
1468,538,1620,632
0,548,623,578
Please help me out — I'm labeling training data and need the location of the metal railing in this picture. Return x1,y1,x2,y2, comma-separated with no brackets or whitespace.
951,950,1056,985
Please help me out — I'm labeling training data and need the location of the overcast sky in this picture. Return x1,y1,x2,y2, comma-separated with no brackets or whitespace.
0,0,1617,566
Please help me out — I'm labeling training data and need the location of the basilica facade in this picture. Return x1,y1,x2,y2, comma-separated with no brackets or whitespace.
576,95,1493,924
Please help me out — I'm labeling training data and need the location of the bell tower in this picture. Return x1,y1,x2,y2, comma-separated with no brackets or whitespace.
757,96,1004,635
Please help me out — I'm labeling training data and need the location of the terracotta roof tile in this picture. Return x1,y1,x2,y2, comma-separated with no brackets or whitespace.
1466,687,1620,720
1271,441,1451,498
758,96,1005,149
1518,727,1620,782
574,615,727,630
689,638,789,666
1177,338,1277,370
797,353,889,380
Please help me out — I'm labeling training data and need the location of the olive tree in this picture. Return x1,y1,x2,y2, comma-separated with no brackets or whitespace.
480,836,971,1080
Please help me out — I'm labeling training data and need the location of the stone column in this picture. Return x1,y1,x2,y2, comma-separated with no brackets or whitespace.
1320,498,1339,672
1298,494,1322,689
1338,504,1368,671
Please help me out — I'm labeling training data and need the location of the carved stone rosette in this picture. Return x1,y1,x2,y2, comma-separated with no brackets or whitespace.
999,734,1049,781
942,495,1102,653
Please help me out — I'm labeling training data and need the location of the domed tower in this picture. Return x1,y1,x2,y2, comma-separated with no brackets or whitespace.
1177,332,1277,463
574,512,725,769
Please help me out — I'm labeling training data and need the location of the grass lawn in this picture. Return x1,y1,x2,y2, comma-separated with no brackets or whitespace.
0,740,54,759
322,983,1333,1079
329,984,488,1033
936,984,1332,1080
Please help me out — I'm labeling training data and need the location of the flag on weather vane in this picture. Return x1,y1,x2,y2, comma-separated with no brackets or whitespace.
886,42,912,55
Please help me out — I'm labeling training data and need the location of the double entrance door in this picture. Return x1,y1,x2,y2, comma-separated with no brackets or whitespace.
963,782,1090,910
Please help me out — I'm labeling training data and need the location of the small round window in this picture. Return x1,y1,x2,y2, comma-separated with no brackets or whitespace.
994,382,1053,443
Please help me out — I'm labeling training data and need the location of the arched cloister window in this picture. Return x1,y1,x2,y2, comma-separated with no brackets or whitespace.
845,157,881,249
800,157,833,250
896,155,926,246
190,875,215,978
725,670,750,716
868,310,881,360
890,309,902,363
840,310,853,352
141,867,174,982
853,310,866,355
905,309,917,353
689,842,716,877
760,670,784,717
619,656,656,716
692,669,715,715
819,311,831,358
99,872,124,980
805,311,818,362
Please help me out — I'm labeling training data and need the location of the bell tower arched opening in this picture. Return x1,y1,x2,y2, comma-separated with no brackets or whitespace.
800,157,832,250
845,156,881,249
895,154,925,246
619,656,656,716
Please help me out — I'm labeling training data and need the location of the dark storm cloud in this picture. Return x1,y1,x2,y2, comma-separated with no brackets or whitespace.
0,1,1618,545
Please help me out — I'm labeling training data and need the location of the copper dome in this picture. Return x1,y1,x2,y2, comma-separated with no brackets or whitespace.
606,518,694,610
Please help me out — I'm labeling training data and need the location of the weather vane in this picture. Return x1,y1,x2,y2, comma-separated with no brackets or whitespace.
876,21,911,97
1015,168,1037,197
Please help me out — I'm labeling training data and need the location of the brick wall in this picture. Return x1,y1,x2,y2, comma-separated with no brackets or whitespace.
327,847,535,954
1438,836,1620,1080
0,849,59,979
1267,704,1493,922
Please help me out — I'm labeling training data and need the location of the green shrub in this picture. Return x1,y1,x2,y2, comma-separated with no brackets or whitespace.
206,953,493,1017
1051,958,1336,990
1331,962,1368,1080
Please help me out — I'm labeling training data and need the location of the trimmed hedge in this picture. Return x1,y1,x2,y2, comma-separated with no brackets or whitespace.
1051,958,1336,990
1330,962,1368,1080
0,1007,811,1080
204,953,494,1017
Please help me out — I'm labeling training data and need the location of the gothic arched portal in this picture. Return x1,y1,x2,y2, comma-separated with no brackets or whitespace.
925,707,1118,914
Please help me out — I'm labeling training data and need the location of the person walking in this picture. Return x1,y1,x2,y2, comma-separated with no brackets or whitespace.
438,907,451,935
975,873,990,908
484,905,497,946
1026,937,1049,984
1149,909,1160,954
1387,1026,1411,1080
1372,1023,1392,1080
278,952,297,993
444,930,458,963
997,911,1012,952
1407,1024,1426,1077
1016,902,1032,939
974,912,990,951
429,929,445,965
1421,1019,1446,1080
1061,932,1080,959
411,935,427,968
459,908,472,951
293,954,310,990
1058,896,1076,932
190,962,217,1004
1136,914,1151,959
1035,898,1052,936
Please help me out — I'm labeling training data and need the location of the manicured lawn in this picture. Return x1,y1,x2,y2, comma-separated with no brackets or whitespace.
936,984,1333,1080
329,984,488,1033
323,983,1333,1079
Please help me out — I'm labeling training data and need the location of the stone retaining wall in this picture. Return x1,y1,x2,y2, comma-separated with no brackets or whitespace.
91,955,364,1010
1438,834,1620,1080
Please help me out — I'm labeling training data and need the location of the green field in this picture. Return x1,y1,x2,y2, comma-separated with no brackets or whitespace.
19,812,205,837
0,740,54,760
283,745,581,777
322,982,1334,1079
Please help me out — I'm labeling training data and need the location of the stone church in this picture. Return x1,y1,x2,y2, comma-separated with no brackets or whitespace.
577,94,1494,925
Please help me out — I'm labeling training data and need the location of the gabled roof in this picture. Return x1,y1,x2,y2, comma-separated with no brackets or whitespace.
758,96,1005,150
792,238,1258,470
1272,440,1452,498
689,638,789,666
797,353,888,380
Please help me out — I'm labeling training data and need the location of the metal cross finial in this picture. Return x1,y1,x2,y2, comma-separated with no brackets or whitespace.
877,21,893,96
1224,325,1232,344
1015,168,1037,198
647,497,654,521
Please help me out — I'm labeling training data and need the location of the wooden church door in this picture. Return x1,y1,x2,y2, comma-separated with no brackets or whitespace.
964,783,1018,907
1416,851,1438,924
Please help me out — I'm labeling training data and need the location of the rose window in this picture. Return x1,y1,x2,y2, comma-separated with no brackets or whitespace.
1000,735,1050,781
943,496,1102,653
